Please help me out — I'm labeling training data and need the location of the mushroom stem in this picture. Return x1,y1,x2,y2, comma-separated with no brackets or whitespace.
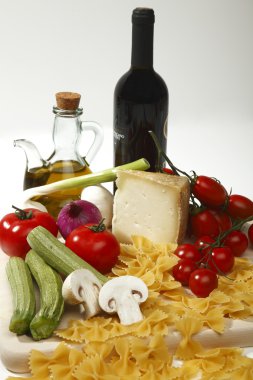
98,275,149,325
112,291,145,325
79,284,101,319
62,269,102,319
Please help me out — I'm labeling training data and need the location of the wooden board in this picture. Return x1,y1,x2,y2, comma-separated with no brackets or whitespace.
1,247,253,374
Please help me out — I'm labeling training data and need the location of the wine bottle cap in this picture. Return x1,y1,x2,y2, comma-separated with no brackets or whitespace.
55,92,81,110
132,8,155,25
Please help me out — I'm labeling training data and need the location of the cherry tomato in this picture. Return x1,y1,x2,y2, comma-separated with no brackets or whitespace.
174,243,201,263
194,235,215,256
248,224,253,245
65,221,120,274
190,210,220,238
192,176,227,208
162,168,174,175
227,194,253,219
189,268,218,298
223,230,248,257
207,247,234,274
172,258,197,286
209,210,232,233
0,207,58,258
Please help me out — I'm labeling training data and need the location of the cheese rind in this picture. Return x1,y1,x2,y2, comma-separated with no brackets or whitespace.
112,170,190,244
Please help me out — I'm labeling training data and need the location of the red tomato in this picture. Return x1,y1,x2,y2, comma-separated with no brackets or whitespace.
192,176,227,208
194,235,215,256
209,210,232,233
223,230,248,257
65,222,120,274
0,207,58,258
162,168,174,175
248,224,253,245
174,243,201,263
189,268,218,298
190,210,220,238
172,258,197,286
227,194,253,219
207,247,234,274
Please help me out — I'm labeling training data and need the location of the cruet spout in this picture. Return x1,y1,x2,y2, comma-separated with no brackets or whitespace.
14,139,47,171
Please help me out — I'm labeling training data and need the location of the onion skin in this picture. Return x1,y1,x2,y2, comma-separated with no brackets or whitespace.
57,200,102,239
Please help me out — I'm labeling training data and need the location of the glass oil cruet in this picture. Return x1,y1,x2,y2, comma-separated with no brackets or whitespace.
14,92,103,218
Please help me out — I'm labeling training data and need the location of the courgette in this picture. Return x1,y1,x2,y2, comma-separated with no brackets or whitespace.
25,249,64,340
27,226,107,284
6,257,36,335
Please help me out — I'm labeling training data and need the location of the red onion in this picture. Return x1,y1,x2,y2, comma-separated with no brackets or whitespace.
57,200,102,239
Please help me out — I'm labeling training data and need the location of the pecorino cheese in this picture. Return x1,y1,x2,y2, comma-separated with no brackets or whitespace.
112,170,190,244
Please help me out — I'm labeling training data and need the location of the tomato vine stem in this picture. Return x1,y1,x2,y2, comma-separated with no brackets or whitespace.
196,215,253,278
149,130,192,180
149,130,200,207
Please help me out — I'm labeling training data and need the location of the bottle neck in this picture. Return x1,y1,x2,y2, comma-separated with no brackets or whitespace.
51,111,83,164
131,22,154,69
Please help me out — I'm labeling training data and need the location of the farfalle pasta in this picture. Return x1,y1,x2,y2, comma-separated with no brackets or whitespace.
7,235,253,380
9,340,253,380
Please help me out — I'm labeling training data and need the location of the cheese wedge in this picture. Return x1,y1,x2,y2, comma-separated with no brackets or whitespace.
112,170,190,244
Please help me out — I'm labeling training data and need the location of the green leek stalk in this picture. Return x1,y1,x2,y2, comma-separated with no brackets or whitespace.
19,158,150,210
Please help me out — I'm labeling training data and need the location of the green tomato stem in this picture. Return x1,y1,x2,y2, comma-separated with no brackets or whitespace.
218,215,253,242
149,130,199,207
197,215,253,273
148,130,192,180
12,205,33,220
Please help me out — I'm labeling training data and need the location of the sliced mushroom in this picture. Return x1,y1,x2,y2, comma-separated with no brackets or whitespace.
62,269,102,319
98,275,148,325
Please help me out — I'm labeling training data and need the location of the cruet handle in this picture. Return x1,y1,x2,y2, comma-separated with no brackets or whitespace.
80,121,104,164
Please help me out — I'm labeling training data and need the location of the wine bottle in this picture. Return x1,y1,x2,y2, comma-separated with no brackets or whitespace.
113,8,168,172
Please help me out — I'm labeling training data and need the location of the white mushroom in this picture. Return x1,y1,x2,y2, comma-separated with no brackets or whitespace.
81,185,113,228
62,269,102,319
98,275,148,325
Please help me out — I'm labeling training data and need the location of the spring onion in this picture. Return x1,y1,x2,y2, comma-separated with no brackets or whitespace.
16,158,150,211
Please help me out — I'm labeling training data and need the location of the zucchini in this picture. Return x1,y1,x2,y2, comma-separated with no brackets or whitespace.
27,226,107,284
6,257,36,335
25,249,64,340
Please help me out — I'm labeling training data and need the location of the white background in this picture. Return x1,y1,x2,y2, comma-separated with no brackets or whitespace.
0,1,253,376
0,0,253,209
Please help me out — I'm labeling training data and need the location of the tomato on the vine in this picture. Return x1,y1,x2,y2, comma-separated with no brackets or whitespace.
174,243,201,263
65,221,120,274
0,207,58,258
190,210,220,238
192,175,227,208
227,194,253,219
194,235,215,256
209,210,232,233
172,258,197,286
248,224,253,245
162,168,174,175
223,230,248,257
189,268,218,298
207,247,234,274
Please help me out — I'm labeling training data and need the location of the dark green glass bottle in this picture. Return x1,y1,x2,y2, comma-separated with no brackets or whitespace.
113,8,169,172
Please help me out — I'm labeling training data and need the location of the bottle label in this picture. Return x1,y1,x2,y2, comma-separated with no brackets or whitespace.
114,126,131,143
113,130,125,141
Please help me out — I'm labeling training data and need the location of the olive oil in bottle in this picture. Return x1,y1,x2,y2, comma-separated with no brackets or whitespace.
20,92,102,218
28,161,92,218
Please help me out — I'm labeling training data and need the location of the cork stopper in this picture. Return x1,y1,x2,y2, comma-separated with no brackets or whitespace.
55,92,81,110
